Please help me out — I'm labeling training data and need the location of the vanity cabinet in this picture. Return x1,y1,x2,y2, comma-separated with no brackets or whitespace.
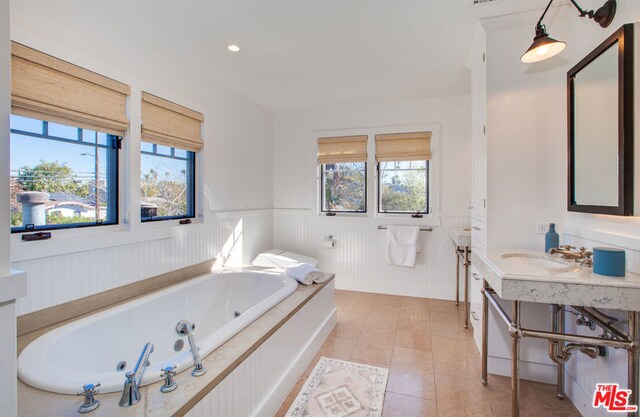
469,264,484,351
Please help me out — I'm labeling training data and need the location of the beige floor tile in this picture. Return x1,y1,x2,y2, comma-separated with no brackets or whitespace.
367,305,401,330
351,326,396,365
428,299,459,314
374,294,405,309
395,320,432,351
432,336,480,379
275,290,581,417
382,392,438,417
343,292,377,314
400,297,431,321
316,336,358,361
387,346,436,400
330,310,368,339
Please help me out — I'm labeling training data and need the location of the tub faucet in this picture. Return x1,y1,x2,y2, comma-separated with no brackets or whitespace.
119,342,154,407
176,320,207,377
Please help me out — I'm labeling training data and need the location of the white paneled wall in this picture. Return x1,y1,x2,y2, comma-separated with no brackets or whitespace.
186,282,336,417
561,230,638,417
274,209,469,299
12,210,273,315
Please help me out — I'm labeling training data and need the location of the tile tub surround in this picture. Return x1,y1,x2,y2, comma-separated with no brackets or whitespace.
276,291,581,417
17,274,335,417
473,248,640,310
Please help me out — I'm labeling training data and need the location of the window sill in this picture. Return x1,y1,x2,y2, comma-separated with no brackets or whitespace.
10,217,204,262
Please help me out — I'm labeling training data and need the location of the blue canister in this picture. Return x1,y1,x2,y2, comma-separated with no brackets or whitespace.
545,223,559,253
593,247,626,277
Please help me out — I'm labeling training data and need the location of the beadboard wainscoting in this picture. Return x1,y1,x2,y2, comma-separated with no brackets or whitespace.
273,209,470,300
561,227,639,417
12,209,273,316
186,281,336,417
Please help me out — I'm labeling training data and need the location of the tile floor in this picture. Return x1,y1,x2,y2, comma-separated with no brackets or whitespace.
275,290,582,417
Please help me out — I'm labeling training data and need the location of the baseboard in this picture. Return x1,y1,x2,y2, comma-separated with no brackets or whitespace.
335,281,454,301
565,371,605,417
488,356,557,384
254,305,337,417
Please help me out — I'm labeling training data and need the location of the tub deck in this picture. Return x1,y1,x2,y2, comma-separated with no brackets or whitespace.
17,268,334,417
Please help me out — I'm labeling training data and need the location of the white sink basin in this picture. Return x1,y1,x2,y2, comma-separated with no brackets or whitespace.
501,253,573,270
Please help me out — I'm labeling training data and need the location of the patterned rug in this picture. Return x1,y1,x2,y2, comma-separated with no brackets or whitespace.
285,357,389,417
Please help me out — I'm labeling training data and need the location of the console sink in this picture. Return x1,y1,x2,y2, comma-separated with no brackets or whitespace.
501,253,572,270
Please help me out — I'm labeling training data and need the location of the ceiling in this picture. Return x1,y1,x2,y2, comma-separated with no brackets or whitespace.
11,0,551,113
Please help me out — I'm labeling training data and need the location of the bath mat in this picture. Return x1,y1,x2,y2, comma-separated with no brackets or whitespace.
285,357,389,417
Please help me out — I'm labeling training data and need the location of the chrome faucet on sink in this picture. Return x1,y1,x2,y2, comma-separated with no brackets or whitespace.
548,245,593,266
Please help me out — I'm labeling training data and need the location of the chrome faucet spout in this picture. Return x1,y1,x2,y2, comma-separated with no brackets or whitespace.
176,320,207,377
119,342,154,407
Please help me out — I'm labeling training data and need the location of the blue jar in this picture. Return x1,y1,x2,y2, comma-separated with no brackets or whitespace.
593,247,626,277
545,223,559,253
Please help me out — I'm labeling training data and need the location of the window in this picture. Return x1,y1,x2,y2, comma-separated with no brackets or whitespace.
10,115,120,232
317,135,368,214
140,142,196,221
321,162,367,213
378,160,429,214
375,131,431,215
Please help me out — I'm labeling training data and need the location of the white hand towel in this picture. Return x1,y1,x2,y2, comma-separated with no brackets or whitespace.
311,272,331,284
387,226,420,268
284,263,319,286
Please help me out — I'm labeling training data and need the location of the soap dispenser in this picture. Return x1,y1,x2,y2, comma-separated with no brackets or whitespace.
545,223,559,253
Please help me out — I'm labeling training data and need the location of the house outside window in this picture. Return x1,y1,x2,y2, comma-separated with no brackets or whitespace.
10,115,120,232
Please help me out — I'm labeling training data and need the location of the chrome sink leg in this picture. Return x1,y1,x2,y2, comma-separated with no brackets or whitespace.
556,305,566,400
629,311,639,417
481,280,488,386
511,301,521,417
455,248,460,306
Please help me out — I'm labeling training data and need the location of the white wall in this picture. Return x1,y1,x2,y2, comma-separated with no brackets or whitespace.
273,96,471,298
0,0,8,276
482,4,640,416
8,21,275,314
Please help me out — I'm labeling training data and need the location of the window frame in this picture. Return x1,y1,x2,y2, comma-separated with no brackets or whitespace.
140,142,197,223
376,160,430,215
319,161,368,214
9,117,122,234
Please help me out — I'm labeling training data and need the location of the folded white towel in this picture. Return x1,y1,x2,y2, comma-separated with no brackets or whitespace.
284,263,326,285
387,226,420,268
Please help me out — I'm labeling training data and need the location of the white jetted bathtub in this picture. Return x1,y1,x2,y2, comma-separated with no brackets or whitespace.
18,271,298,394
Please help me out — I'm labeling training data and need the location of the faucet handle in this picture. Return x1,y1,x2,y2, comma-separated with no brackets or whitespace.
77,383,101,414
160,365,178,393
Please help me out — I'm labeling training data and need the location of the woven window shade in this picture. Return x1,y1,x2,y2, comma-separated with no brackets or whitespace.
317,135,368,164
375,131,431,162
11,42,130,136
141,92,204,151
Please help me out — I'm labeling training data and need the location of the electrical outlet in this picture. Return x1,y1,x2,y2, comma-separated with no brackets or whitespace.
537,224,550,234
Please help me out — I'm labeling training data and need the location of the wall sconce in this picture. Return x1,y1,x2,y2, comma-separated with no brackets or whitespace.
521,0,617,63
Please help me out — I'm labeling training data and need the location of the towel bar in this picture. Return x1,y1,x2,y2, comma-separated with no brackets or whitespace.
377,225,433,232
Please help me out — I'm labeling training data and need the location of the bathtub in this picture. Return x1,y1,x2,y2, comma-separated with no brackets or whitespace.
18,271,298,395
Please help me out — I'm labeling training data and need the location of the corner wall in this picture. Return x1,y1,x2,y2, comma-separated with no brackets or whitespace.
8,21,275,315
482,4,640,416
273,95,471,298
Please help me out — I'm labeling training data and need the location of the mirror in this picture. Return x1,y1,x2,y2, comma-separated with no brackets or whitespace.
568,24,634,216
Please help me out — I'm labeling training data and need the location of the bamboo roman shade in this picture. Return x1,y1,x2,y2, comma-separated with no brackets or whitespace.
11,42,130,135
317,135,368,164
375,131,432,162
141,92,204,151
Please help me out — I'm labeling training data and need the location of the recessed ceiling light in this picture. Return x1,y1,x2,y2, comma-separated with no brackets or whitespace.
227,44,240,52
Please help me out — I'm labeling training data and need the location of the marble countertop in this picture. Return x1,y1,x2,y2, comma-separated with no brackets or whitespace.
449,227,472,248
473,248,640,311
